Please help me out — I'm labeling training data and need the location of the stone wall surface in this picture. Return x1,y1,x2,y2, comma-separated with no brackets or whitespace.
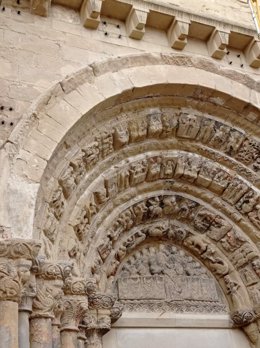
0,0,258,145
103,327,252,348
0,2,259,348
150,0,253,28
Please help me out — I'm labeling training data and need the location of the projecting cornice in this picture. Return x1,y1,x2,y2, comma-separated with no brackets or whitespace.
26,0,260,68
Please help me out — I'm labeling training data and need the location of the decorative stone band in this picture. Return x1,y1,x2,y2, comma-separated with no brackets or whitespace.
28,0,259,67
32,256,73,280
88,293,116,310
0,239,41,260
63,276,94,296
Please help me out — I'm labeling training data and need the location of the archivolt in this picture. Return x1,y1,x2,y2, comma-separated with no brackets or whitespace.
7,52,260,345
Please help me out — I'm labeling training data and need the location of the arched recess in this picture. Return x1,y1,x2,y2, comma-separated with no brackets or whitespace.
8,52,260,346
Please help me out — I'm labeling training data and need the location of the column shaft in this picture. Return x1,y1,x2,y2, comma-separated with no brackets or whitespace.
60,329,78,348
18,311,30,348
0,301,18,348
52,324,61,348
30,317,53,348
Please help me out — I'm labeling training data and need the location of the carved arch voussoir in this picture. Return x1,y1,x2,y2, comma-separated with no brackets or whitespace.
12,52,260,181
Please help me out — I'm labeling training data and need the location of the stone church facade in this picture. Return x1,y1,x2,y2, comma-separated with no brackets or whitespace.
0,0,260,347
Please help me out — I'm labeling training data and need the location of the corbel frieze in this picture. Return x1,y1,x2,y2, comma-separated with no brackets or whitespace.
126,6,149,40
80,0,104,29
207,28,230,59
30,0,51,17
167,17,190,50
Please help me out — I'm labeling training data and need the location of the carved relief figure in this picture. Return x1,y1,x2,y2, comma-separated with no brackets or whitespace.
82,141,100,168
160,157,177,178
222,178,249,205
129,119,147,142
113,124,129,149
59,165,76,199
177,114,201,139
147,113,162,138
160,113,178,138
116,243,226,312
147,157,162,181
129,160,148,185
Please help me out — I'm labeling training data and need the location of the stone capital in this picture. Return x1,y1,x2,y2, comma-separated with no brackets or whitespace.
63,276,89,296
61,297,89,332
0,239,40,303
31,259,73,318
60,276,91,331
83,301,123,340
32,257,73,280
0,259,22,302
88,293,116,310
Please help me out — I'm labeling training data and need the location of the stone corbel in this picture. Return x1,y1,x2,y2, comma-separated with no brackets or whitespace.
231,308,260,346
126,6,149,40
245,39,260,68
207,28,230,59
167,17,190,50
30,0,51,17
80,0,103,30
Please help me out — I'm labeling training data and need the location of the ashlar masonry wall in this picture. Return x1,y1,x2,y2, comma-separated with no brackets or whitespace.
0,0,259,145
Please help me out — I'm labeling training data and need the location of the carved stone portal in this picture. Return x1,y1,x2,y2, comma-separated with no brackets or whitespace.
114,242,228,313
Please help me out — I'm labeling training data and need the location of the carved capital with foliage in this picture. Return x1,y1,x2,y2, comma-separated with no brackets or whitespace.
31,259,72,318
0,259,22,302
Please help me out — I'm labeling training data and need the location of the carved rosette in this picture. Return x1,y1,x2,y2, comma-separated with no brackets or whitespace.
0,239,40,303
